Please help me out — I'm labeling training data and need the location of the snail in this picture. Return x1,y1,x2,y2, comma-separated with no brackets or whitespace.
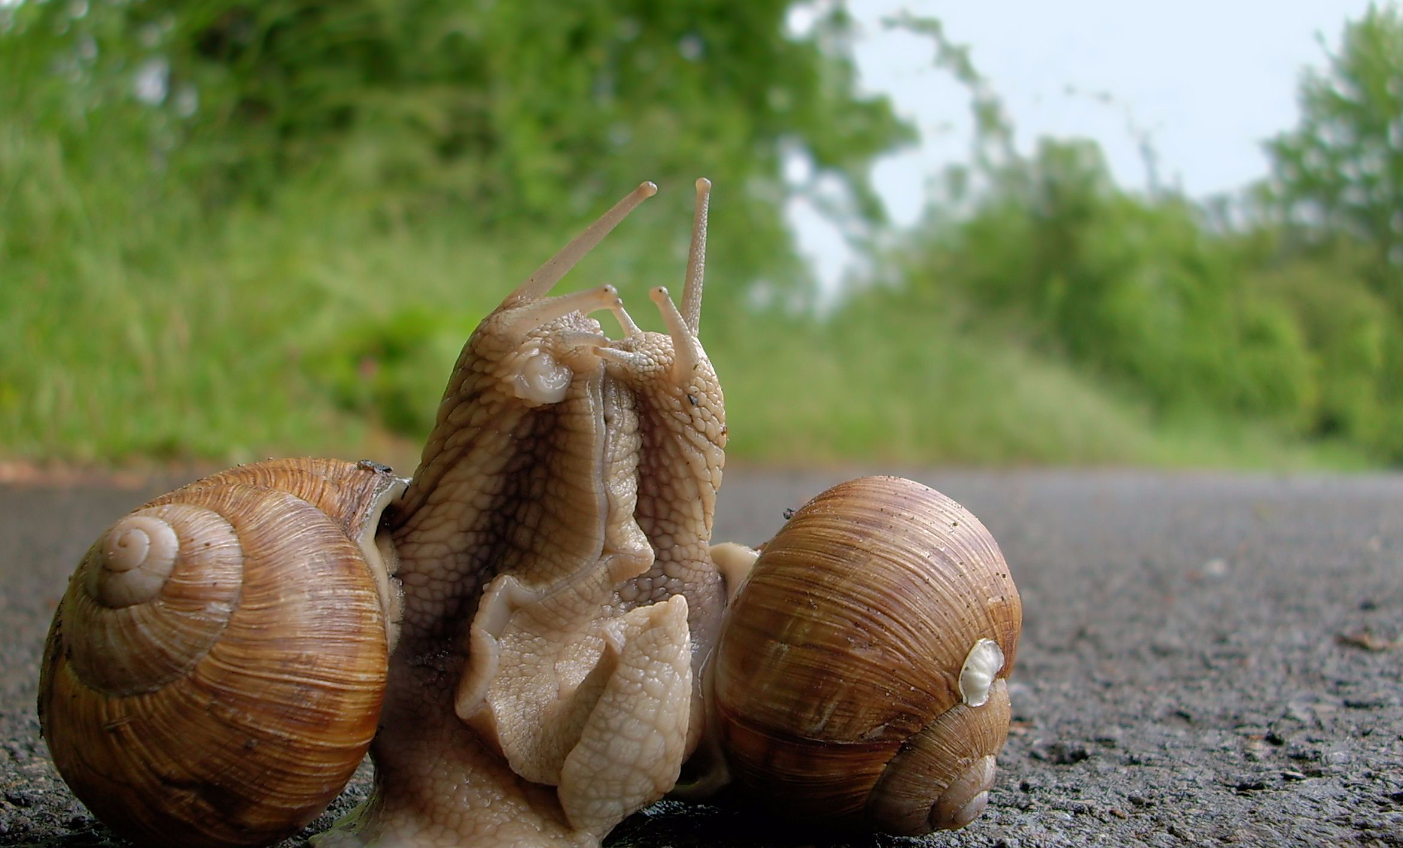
37,457,405,848
36,179,1023,848
688,475,1022,836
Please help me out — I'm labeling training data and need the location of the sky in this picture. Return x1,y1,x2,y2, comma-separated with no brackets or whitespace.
786,0,1378,290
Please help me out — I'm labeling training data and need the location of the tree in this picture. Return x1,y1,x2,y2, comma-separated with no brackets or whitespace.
1,0,911,241
1266,5,1403,300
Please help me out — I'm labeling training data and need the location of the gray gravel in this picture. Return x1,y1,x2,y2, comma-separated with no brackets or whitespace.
2,468,1401,847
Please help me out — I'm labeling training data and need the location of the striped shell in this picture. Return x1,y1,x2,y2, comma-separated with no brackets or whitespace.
38,458,405,848
710,476,1021,834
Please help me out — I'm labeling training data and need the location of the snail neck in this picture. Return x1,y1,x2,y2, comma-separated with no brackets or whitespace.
387,349,628,652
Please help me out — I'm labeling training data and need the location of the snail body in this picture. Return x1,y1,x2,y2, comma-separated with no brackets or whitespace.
704,475,1021,835
38,458,405,848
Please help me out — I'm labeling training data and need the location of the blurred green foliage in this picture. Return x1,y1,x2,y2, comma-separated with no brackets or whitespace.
874,9,1403,464
0,1,1398,468
1267,5,1403,299
0,0,910,461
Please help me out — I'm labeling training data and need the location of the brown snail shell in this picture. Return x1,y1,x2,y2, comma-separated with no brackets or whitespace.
709,475,1021,834
37,457,405,848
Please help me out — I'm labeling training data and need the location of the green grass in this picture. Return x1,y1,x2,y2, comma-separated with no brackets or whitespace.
0,121,1374,472
715,309,1370,471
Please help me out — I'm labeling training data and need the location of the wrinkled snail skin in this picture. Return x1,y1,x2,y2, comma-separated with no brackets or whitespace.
316,181,709,847
37,458,405,848
597,180,731,760
704,475,1022,836
340,312,689,848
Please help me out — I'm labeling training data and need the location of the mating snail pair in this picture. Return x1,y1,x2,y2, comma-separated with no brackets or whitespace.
37,179,1022,848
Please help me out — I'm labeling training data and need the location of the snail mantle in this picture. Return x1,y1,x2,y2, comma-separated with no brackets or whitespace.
37,180,1023,848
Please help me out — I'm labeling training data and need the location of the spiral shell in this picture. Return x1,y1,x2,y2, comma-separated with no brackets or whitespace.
38,458,405,848
709,476,1021,834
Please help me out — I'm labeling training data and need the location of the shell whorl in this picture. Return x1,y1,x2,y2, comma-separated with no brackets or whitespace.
38,458,405,848
90,512,184,607
67,501,244,695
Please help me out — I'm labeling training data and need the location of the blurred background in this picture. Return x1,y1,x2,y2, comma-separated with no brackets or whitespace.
1,0,1399,471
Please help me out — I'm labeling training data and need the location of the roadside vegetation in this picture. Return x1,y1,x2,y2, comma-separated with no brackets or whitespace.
1,2,1398,470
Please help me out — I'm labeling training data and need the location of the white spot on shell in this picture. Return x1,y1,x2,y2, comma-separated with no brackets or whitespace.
958,638,1004,708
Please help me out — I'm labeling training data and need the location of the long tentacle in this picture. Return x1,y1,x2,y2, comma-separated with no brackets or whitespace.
510,182,658,302
680,178,711,333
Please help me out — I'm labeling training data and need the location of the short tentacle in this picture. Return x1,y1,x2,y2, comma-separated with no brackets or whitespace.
650,286,703,382
590,344,652,370
499,285,624,338
609,303,645,339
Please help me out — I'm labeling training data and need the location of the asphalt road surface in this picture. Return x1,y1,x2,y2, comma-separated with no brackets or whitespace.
1,468,1400,847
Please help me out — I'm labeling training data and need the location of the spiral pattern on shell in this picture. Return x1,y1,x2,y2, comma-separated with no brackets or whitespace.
38,458,404,848
709,476,1021,835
